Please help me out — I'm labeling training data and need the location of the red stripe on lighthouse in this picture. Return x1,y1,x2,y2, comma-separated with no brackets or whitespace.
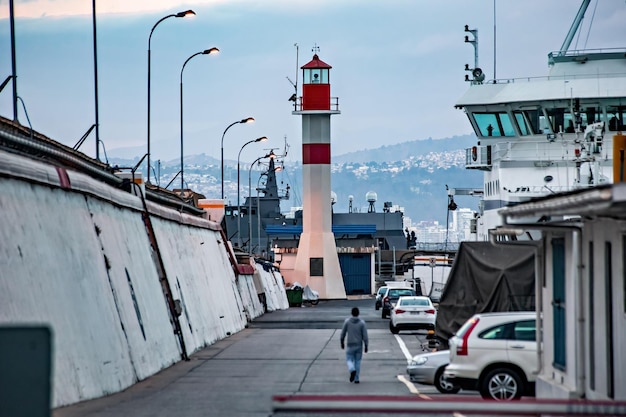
302,143,330,164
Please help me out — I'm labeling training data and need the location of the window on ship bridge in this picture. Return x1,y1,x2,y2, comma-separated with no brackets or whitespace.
545,106,584,134
514,110,542,135
473,112,516,137
606,106,625,132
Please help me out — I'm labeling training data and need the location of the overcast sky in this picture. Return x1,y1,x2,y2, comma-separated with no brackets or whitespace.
0,0,624,165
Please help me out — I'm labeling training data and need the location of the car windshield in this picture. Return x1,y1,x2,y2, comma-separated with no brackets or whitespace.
389,289,414,298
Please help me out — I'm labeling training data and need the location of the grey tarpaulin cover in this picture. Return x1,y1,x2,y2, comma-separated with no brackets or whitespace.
435,241,537,344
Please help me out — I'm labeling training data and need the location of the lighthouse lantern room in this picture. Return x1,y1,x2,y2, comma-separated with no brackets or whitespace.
301,54,332,111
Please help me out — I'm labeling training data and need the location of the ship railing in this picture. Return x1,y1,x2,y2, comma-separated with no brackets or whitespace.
502,183,598,197
549,47,626,58
492,137,614,162
489,71,626,85
466,136,615,170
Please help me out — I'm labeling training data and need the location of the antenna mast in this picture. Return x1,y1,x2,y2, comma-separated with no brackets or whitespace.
294,43,299,93
286,44,299,107
493,0,496,81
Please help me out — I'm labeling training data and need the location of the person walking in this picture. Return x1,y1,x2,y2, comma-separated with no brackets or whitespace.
340,307,369,383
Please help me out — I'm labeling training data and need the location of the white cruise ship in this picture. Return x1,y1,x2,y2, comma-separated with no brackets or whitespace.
455,0,626,240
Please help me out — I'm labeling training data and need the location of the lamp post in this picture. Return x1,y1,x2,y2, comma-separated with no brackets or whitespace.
179,47,220,196
257,164,282,257
237,136,267,248
221,117,255,199
248,150,276,255
147,9,195,184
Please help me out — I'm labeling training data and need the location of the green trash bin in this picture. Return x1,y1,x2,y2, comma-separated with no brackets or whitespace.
286,288,303,307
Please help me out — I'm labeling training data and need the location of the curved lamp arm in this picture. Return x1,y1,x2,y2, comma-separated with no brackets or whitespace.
180,47,219,83
149,10,195,48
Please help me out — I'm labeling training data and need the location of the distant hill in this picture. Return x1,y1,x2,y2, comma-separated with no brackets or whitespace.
333,135,476,164
108,134,483,225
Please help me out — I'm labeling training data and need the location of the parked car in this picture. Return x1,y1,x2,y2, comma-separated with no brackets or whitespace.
374,286,389,310
444,311,537,401
407,349,459,394
389,296,436,333
381,288,416,318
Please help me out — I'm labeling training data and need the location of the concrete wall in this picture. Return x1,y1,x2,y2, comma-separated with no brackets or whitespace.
254,260,289,312
0,149,287,408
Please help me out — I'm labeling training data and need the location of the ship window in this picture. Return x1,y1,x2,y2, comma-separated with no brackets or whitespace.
606,106,625,132
546,107,576,133
473,112,515,137
584,107,599,124
514,110,542,135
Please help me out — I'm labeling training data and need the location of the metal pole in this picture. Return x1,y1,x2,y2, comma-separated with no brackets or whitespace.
392,246,396,280
249,163,253,255
179,78,184,195
221,117,254,200
9,0,17,122
178,48,219,196
221,121,237,200
493,0,496,81
257,182,261,255
147,10,195,184
247,154,268,256
237,160,242,248
221,134,226,199
147,44,152,182
92,0,100,160
236,136,266,248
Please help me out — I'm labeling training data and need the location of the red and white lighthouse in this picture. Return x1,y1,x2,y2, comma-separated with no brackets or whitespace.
292,53,346,299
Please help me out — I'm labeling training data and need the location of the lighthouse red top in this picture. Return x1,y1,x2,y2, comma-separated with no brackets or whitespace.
301,54,331,111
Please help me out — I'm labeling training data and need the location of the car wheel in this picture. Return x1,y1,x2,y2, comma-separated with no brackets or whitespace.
389,321,399,334
434,367,460,394
375,303,380,311
480,368,524,401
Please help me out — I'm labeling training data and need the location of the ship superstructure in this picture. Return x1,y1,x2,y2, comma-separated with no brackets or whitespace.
457,0,626,240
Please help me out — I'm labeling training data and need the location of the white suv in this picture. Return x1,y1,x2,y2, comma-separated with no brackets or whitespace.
444,311,537,401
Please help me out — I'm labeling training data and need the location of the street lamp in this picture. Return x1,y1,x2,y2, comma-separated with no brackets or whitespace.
221,117,255,199
257,164,282,257
179,47,220,196
237,136,267,248
147,9,195,184
248,150,276,255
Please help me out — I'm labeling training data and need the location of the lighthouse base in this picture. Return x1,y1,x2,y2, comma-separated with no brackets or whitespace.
293,231,347,299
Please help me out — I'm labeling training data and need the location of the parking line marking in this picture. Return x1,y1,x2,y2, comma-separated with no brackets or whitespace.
394,334,413,363
397,375,417,394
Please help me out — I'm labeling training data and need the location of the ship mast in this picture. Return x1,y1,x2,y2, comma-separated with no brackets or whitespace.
558,0,591,55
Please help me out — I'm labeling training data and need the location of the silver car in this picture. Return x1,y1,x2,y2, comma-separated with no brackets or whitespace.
406,350,460,394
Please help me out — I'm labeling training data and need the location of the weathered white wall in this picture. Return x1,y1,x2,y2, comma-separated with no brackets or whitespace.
237,274,264,321
256,263,289,312
0,149,286,408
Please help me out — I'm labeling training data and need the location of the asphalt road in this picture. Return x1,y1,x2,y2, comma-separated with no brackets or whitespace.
51,298,484,417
